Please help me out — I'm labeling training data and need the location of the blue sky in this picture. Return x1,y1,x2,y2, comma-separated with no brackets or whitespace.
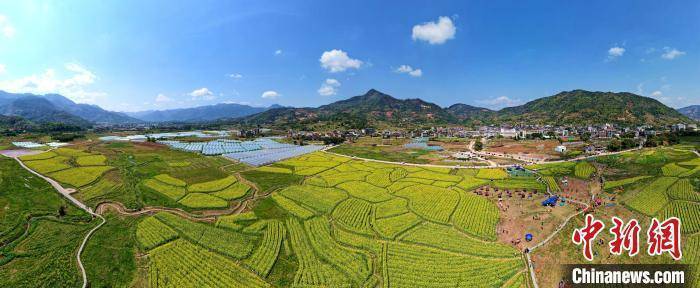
0,0,698,111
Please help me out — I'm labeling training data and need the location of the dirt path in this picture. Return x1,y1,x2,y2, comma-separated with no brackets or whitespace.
323,150,510,169
94,171,264,220
467,140,499,166
524,175,591,288
95,202,220,222
11,155,104,288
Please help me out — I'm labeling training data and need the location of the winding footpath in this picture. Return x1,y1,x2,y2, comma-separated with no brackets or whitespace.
8,153,270,288
10,156,104,288
95,202,218,222
7,144,693,288
523,174,591,288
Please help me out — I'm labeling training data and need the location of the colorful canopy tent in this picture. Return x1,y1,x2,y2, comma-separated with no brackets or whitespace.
541,196,559,207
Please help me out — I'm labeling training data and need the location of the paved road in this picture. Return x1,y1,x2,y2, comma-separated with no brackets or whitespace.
11,156,104,288
326,142,643,171
470,143,643,165
323,150,513,169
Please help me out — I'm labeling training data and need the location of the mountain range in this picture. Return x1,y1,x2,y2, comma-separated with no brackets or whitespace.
232,89,693,129
0,89,695,130
678,105,700,120
0,91,138,127
124,104,282,122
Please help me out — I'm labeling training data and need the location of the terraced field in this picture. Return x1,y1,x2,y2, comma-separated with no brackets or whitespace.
124,151,542,287
622,156,700,220
574,161,596,179
19,148,114,188
140,173,251,209
8,141,700,288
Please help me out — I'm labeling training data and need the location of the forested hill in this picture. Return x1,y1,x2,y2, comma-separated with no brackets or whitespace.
232,89,692,128
496,90,691,126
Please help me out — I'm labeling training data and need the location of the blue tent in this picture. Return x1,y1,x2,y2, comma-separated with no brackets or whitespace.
542,196,559,207
525,234,533,242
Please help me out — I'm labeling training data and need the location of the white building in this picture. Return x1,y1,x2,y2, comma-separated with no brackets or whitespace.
554,145,567,153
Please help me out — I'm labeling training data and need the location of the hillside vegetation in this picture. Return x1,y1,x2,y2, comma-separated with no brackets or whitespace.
233,89,692,129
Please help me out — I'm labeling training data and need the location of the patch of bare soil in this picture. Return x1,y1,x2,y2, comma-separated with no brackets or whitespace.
472,186,582,251
0,149,44,158
558,177,593,203
530,204,657,288
486,139,562,160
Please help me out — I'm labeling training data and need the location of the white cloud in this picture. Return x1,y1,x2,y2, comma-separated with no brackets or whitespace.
155,93,172,103
227,73,243,79
261,90,281,99
189,87,215,100
394,65,422,77
318,78,341,96
412,16,456,45
319,49,363,73
650,90,663,97
0,62,105,103
661,47,685,60
607,46,625,61
0,15,15,38
274,49,283,55
477,96,523,109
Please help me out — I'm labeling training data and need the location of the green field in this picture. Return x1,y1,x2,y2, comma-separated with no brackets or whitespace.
0,156,95,287
111,151,538,286
19,149,114,187
4,140,700,287
329,144,431,164
574,161,596,179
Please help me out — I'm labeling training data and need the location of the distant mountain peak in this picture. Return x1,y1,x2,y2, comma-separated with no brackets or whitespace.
234,88,692,128
365,88,381,95
125,102,278,122
678,105,700,120
0,90,139,125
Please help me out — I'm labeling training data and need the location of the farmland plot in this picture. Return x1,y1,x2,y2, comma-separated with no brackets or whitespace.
148,239,269,288
337,181,393,203
50,166,114,187
130,150,569,286
394,184,459,224
625,177,677,216
136,217,179,250
385,242,523,288
574,161,596,179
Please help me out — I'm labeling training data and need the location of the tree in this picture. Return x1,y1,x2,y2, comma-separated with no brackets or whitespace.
474,140,483,151
607,139,622,152
621,138,637,150
580,132,591,142
321,136,345,145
